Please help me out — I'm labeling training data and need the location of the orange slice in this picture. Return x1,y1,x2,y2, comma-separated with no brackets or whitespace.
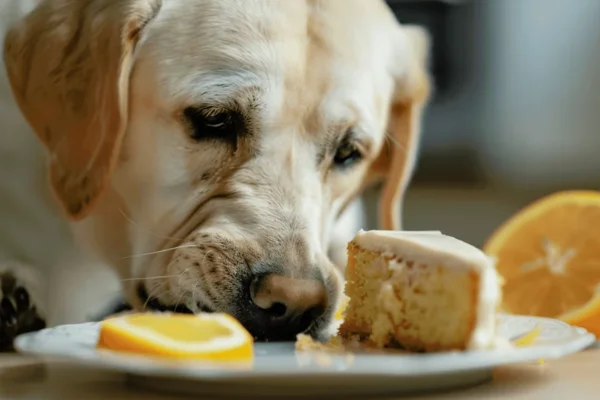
483,190,600,336
97,313,254,361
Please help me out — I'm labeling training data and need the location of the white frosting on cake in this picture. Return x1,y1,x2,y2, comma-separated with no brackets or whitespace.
352,230,501,350
354,230,488,270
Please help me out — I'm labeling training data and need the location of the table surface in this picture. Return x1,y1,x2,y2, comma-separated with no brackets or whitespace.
1,343,599,400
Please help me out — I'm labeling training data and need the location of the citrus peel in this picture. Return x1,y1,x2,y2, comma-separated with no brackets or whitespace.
97,312,254,361
484,190,600,336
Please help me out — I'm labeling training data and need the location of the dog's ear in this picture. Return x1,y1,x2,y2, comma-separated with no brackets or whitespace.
366,24,432,231
3,0,162,220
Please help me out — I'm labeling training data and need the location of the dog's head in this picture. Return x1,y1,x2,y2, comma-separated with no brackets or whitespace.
4,0,430,340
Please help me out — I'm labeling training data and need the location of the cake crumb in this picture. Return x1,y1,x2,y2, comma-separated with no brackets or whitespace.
295,333,401,355
295,334,348,353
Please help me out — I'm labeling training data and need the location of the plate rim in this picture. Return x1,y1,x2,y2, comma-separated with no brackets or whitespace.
14,314,597,379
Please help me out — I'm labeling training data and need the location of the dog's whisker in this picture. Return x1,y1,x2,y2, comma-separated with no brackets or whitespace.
384,129,407,152
187,251,222,310
191,279,201,310
144,280,170,309
176,268,189,291
144,268,189,309
174,268,191,309
117,207,185,242
175,291,186,310
198,250,215,267
120,274,183,282
122,244,198,259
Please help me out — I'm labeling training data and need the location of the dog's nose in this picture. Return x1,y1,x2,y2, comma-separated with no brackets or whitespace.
248,274,327,340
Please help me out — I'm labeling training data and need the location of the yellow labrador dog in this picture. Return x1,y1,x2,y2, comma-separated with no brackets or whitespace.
0,0,430,346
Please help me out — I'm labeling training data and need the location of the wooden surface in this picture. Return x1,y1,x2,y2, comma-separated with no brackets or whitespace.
1,343,599,400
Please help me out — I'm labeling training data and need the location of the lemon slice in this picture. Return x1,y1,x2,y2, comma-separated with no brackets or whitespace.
97,313,253,361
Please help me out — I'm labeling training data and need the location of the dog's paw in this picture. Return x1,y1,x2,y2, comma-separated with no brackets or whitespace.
0,270,46,352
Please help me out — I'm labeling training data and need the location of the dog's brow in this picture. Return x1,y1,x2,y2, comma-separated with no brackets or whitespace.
317,123,375,165
187,72,263,109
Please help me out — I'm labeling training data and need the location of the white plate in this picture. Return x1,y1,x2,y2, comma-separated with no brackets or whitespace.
14,314,595,397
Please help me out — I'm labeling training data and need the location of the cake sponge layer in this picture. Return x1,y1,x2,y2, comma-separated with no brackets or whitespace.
339,231,501,352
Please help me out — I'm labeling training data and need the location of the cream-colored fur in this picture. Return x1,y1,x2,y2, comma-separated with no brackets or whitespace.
1,0,123,326
1,0,431,337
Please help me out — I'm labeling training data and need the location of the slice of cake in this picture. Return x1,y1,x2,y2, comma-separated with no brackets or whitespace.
338,230,501,352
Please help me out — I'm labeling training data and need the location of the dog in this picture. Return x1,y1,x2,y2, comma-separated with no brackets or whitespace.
0,0,431,348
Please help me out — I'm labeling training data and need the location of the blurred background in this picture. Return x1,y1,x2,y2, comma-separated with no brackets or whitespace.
362,0,600,247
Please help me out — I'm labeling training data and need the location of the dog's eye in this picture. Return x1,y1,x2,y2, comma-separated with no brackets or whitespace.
183,107,241,144
333,140,362,168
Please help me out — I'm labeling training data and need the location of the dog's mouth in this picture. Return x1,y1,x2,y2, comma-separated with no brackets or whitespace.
130,284,326,342
135,284,195,314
